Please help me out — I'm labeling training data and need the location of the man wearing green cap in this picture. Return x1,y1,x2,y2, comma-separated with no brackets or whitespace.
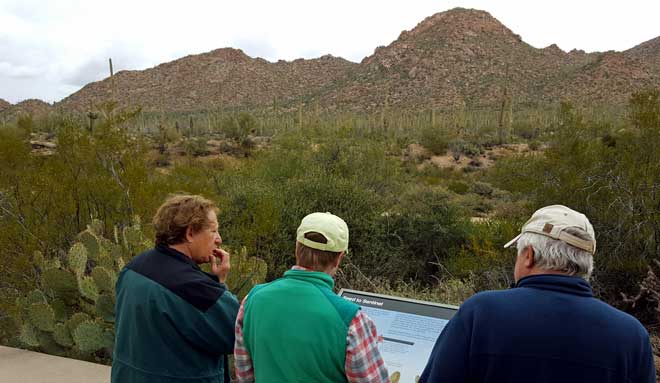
419,205,656,383
234,212,390,383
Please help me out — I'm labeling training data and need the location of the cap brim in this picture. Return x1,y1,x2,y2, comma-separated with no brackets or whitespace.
503,234,521,249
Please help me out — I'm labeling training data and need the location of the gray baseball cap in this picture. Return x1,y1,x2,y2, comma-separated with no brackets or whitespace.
504,205,596,254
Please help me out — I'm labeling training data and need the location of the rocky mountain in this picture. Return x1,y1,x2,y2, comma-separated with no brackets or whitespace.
321,8,659,110
626,36,660,73
0,99,53,119
0,98,11,112
42,8,660,113
57,48,357,113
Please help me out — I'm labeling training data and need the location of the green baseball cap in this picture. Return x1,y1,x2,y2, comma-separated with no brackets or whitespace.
296,212,349,252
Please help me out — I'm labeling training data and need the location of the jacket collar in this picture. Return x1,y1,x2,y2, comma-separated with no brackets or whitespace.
514,274,593,297
156,243,201,270
283,268,335,290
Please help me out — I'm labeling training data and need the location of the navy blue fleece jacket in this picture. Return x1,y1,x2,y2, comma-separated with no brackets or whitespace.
112,245,239,383
420,274,656,383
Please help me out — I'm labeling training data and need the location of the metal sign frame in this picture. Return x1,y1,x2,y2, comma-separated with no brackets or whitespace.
339,288,459,313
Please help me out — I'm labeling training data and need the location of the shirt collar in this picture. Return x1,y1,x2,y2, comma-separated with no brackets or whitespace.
284,267,335,289
514,274,594,297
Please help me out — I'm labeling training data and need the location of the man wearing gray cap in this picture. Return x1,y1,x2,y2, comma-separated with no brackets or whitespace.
420,205,656,383
234,212,390,383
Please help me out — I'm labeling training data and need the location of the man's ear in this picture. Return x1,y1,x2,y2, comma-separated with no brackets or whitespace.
524,246,535,268
335,251,345,268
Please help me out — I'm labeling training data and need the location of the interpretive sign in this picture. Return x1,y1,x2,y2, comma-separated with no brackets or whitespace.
339,289,458,383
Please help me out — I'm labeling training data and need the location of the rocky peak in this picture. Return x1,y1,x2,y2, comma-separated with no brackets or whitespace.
404,8,520,43
16,99,52,111
543,44,565,56
627,36,660,57
626,36,660,72
0,99,53,119
362,7,524,69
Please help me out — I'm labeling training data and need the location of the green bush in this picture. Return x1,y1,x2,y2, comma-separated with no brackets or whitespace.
184,137,210,157
419,125,450,155
447,180,470,195
471,181,494,197
489,91,660,306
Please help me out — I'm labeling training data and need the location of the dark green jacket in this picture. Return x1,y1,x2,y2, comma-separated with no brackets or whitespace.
243,269,359,383
112,245,239,383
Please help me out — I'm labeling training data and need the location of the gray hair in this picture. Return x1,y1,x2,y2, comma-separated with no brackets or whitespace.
516,227,594,280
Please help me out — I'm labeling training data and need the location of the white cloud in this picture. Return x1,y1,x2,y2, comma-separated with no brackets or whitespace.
0,0,658,103
0,62,44,78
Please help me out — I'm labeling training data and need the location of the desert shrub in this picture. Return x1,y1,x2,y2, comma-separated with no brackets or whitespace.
419,125,450,155
513,121,537,139
184,137,210,157
220,112,256,142
452,193,493,216
377,188,471,281
489,91,660,309
449,138,483,159
443,218,520,290
622,260,660,327
448,180,470,195
471,181,494,197
207,133,405,280
16,114,34,135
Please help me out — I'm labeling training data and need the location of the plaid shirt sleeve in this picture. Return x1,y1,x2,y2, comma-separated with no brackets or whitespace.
234,297,254,383
345,310,390,383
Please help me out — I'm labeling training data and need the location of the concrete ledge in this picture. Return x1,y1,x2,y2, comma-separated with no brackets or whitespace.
0,346,110,383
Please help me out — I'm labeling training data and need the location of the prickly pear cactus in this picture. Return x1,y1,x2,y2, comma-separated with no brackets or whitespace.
72,320,113,353
13,217,148,362
14,216,267,364
27,302,55,332
67,243,88,276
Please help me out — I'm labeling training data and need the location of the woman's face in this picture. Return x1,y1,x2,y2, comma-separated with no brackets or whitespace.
188,210,222,264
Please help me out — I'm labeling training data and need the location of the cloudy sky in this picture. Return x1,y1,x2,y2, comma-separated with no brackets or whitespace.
1,0,659,104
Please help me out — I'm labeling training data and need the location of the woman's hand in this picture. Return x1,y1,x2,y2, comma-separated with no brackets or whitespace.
211,248,231,284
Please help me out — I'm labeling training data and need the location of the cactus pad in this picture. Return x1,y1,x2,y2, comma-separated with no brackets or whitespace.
77,276,99,302
78,230,101,261
19,324,40,347
33,251,45,268
42,268,79,303
72,320,110,352
27,302,56,332
53,323,74,347
91,267,116,293
67,243,88,276
27,289,47,304
66,312,92,333
95,293,115,322
89,219,104,237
